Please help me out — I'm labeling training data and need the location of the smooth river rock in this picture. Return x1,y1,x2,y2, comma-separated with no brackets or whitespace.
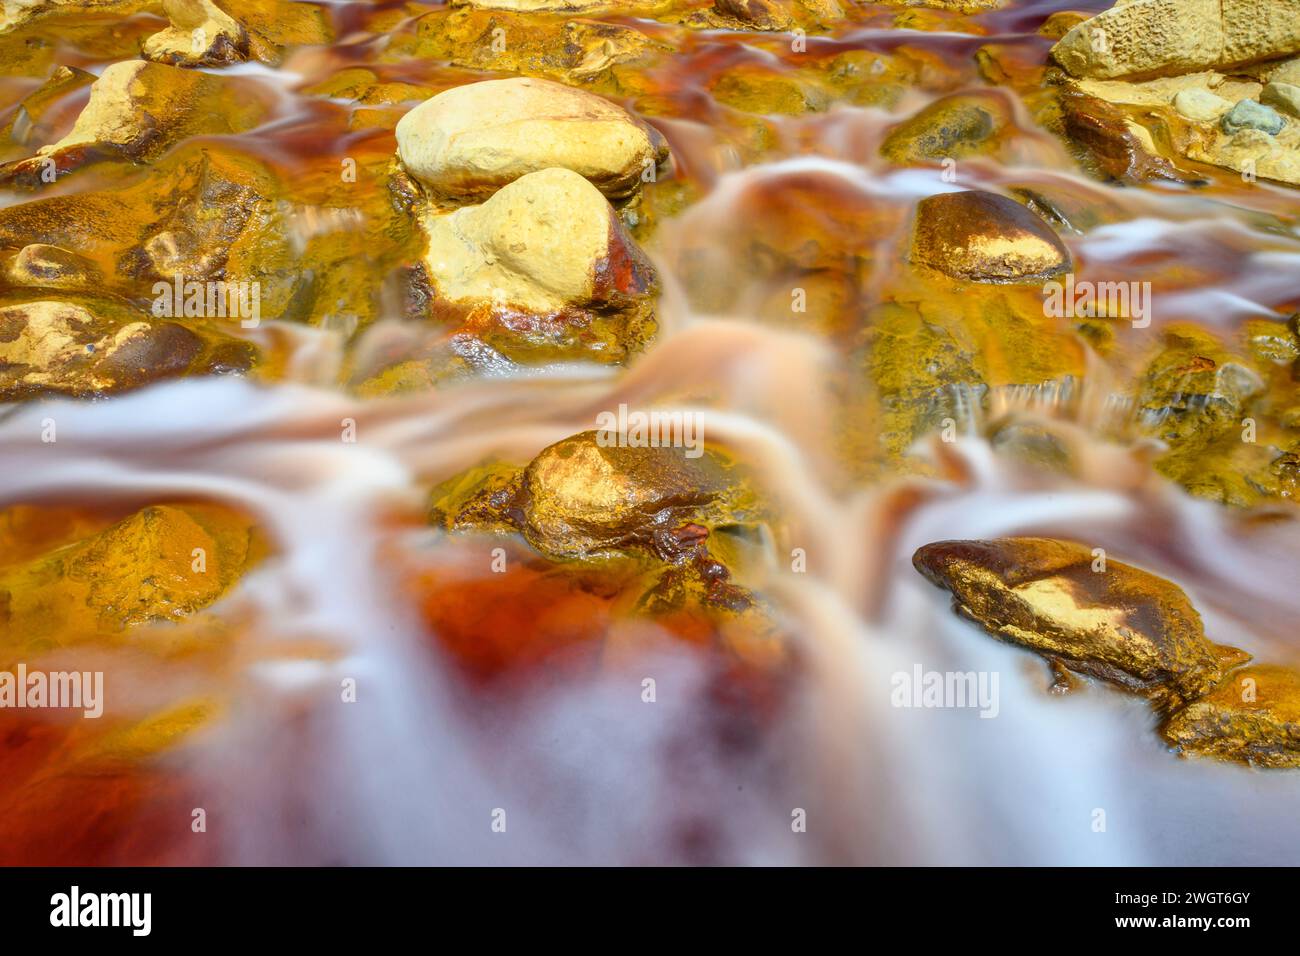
396,76,668,202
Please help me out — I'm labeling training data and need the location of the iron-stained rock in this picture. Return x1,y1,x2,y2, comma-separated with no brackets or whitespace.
913,537,1249,710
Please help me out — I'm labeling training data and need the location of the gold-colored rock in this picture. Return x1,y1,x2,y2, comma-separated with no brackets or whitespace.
430,431,759,562
1162,665,1300,768
395,9,662,88
219,0,334,63
913,537,1250,710
0,503,261,660
909,190,1071,283
6,244,103,291
519,432,733,559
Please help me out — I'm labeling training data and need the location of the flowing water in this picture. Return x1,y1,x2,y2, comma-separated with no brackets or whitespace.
1,0,1299,864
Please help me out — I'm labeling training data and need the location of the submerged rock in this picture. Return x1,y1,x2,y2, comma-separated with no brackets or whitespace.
216,0,333,64
1051,0,1300,81
1059,91,1194,184
711,0,795,30
0,65,95,146
909,190,1070,283
913,537,1250,710
0,60,272,186
396,77,668,202
1162,665,1300,768
709,65,830,116
880,91,1014,164
0,503,260,653
398,9,661,87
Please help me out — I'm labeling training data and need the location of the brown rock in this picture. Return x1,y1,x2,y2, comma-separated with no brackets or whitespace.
909,190,1070,283
713,0,794,30
1059,90,1195,184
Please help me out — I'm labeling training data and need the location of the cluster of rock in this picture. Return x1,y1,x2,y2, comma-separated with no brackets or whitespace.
393,77,668,368
915,537,1300,768
1051,0,1300,184
0,0,332,72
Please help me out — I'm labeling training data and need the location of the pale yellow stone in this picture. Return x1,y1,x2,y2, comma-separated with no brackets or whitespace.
1173,88,1231,122
396,77,665,201
1262,81,1300,118
142,0,246,65
1052,0,1300,80
43,60,155,153
419,167,615,313
1071,72,1261,109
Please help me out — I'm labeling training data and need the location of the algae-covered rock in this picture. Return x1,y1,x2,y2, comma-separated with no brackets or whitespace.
880,91,1014,164
913,537,1250,710
709,66,829,116
1137,326,1262,447
1162,664,1300,768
